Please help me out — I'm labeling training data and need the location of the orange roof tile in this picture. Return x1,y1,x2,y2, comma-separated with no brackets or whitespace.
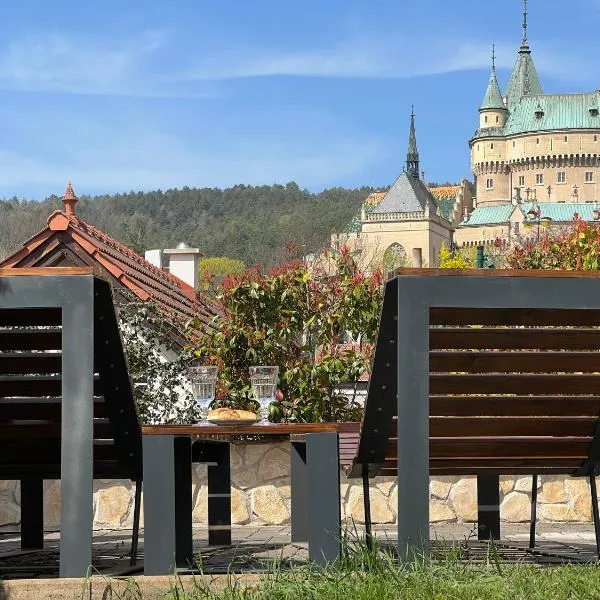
429,185,461,201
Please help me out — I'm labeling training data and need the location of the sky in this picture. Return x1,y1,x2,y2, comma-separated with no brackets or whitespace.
0,0,599,199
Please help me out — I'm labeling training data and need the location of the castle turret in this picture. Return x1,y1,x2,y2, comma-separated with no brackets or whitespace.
479,45,508,129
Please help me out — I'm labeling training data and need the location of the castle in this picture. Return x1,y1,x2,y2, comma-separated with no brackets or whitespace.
333,0,600,267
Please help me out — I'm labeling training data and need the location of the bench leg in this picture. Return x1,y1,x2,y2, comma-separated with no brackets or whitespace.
21,477,44,550
477,475,500,541
290,441,308,543
307,432,340,565
590,474,600,557
174,438,193,568
208,443,231,546
362,470,373,550
130,479,142,566
143,435,176,575
529,474,538,549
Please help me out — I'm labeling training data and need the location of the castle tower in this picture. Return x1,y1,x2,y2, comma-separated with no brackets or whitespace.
479,45,508,130
405,107,420,178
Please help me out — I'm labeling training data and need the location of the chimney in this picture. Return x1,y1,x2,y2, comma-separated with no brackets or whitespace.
63,182,78,216
144,249,163,269
163,242,200,289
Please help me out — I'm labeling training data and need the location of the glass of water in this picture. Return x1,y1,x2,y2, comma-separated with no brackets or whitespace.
249,366,279,423
189,366,218,421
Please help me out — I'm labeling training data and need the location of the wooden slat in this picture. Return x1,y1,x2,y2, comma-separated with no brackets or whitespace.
0,352,62,375
0,308,61,327
429,417,597,438
0,421,113,440
0,375,101,396
430,351,600,373
429,374,600,395
430,396,600,417
144,422,341,436
0,267,95,277
0,329,61,351
0,397,106,420
430,308,600,327
429,328,600,350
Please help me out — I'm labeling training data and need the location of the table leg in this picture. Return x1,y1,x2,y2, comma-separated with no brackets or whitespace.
174,437,193,568
306,432,340,565
207,443,231,546
20,477,44,549
143,435,176,575
477,474,500,541
290,441,308,543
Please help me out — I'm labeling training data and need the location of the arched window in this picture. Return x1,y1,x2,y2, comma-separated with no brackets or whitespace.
382,243,408,272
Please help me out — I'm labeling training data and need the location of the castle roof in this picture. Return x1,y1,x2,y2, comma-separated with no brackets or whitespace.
480,66,505,111
373,171,438,214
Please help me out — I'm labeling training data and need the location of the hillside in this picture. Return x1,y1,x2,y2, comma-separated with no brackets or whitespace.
0,183,377,268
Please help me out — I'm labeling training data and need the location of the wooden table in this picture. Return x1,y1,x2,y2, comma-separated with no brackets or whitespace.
142,422,351,575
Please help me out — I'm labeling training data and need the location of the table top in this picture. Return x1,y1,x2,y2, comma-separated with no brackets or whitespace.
142,422,358,438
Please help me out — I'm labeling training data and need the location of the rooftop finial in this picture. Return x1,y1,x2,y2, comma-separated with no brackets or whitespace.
62,181,78,216
406,108,419,179
491,43,496,72
522,0,528,44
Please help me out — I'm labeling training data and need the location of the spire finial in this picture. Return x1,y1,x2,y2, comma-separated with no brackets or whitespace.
63,181,78,216
406,107,419,179
522,0,528,44
491,43,496,71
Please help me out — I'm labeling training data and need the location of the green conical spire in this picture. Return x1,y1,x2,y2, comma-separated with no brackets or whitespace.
505,0,543,110
406,107,419,178
480,44,505,111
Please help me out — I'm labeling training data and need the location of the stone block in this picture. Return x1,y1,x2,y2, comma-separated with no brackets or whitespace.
251,485,289,524
449,477,477,521
539,503,573,522
565,478,590,499
430,478,453,500
500,477,514,495
376,478,395,496
245,444,271,466
515,476,538,493
346,487,393,524
230,444,244,470
95,485,132,527
231,488,250,524
259,448,289,482
430,500,455,523
500,492,530,523
192,486,208,525
44,481,61,529
538,477,568,504
0,500,20,526
572,493,592,522
231,467,259,490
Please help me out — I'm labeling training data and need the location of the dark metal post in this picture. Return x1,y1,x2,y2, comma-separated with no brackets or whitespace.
60,277,94,577
476,246,484,268
208,443,231,546
20,477,44,550
306,432,340,565
130,479,142,566
477,475,500,540
290,441,308,543
143,435,176,575
529,474,538,549
362,469,373,550
590,474,600,556
174,437,193,568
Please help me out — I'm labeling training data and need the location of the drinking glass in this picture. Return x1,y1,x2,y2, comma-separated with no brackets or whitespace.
249,366,279,423
189,366,218,421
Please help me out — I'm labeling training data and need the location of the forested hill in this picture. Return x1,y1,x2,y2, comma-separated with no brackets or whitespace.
0,182,378,268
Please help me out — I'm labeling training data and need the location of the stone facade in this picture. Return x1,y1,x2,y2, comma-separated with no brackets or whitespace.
0,442,596,531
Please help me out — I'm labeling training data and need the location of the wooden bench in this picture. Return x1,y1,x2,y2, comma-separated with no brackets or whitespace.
0,268,143,576
335,269,600,558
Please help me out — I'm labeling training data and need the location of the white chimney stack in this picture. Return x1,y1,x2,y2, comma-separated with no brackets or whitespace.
144,249,163,269
162,242,200,289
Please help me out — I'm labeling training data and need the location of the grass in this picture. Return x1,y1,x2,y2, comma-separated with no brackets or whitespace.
163,534,600,600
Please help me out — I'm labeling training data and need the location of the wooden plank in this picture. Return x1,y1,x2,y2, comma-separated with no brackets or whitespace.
0,329,61,351
0,397,106,420
143,423,341,436
0,421,113,440
429,417,597,438
0,267,95,277
430,351,600,373
0,309,62,327
429,374,600,395
430,396,600,417
0,352,62,375
430,308,600,327
0,375,101,397
429,328,600,350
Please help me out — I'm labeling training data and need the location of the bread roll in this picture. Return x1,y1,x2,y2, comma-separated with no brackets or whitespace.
208,407,258,420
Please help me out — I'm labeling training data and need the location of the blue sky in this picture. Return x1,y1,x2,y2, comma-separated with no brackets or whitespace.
0,0,599,199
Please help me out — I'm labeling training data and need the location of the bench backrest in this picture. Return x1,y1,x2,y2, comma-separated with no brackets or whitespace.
0,273,142,480
346,271,600,479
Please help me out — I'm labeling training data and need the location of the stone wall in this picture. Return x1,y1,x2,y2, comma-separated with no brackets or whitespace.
0,442,594,531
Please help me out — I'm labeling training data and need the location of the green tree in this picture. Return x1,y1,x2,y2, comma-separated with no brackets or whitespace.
439,243,476,269
198,256,246,292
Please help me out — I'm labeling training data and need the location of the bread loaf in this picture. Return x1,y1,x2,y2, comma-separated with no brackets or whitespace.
208,407,258,420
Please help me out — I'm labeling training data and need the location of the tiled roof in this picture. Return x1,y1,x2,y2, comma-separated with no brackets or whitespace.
436,198,456,221
461,204,519,226
480,67,505,111
373,172,437,214
504,92,600,136
0,206,217,332
505,43,543,111
429,186,460,201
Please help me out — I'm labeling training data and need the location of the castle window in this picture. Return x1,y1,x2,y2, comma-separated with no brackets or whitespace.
595,135,598,142
490,143,494,150
518,175,525,186
565,136,568,142
485,116,488,123
486,178,494,190
585,171,595,183
590,108,599,117
536,138,540,144
557,172,566,183
536,173,544,185
496,116,499,123
513,141,516,147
